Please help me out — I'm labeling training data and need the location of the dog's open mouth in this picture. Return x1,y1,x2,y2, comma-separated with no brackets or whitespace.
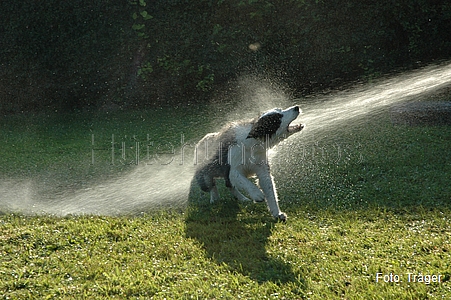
287,123,305,134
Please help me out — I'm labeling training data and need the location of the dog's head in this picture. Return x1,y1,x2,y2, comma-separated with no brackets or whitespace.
247,105,304,143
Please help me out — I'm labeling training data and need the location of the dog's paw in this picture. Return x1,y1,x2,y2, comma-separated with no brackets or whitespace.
276,212,287,222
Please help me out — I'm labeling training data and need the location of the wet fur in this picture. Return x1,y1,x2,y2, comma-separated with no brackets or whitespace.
194,106,304,221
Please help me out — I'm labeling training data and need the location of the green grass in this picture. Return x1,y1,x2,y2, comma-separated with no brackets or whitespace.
0,106,213,198
1,105,451,298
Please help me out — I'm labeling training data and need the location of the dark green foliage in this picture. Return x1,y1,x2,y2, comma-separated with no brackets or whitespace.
1,1,134,113
1,0,451,113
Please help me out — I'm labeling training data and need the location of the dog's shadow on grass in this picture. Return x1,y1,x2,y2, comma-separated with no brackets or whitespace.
185,182,299,284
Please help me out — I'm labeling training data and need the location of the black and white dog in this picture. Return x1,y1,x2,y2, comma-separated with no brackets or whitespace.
194,105,304,221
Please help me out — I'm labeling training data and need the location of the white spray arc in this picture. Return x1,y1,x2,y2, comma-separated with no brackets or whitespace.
298,62,451,132
0,62,450,216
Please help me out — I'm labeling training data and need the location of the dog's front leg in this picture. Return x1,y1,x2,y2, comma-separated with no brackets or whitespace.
256,166,287,221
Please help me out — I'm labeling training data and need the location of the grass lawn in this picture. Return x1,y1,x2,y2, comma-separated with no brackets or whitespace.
1,103,450,299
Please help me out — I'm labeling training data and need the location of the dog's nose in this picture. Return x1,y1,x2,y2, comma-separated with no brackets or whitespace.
293,106,300,112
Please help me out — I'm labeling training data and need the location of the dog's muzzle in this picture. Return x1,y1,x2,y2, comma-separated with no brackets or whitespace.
287,106,304,133
287,123,305,133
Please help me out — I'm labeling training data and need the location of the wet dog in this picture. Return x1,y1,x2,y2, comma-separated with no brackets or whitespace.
194,106,304,221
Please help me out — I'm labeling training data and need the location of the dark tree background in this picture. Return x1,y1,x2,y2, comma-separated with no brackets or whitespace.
1,0,451,114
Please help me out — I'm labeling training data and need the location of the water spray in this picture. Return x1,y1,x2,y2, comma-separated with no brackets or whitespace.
1,61,450,216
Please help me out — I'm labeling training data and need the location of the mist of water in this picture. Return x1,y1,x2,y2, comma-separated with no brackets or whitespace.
298,62,451,133
1,62,450,216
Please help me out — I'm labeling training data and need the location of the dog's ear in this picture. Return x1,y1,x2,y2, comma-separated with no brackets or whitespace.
247,113,282,139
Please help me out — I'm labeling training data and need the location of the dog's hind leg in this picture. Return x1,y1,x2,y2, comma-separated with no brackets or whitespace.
195,169,220,203
209,184,220,203
225,174,250,201
199,175,220,203
229,169,265,202
228,187,250,202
